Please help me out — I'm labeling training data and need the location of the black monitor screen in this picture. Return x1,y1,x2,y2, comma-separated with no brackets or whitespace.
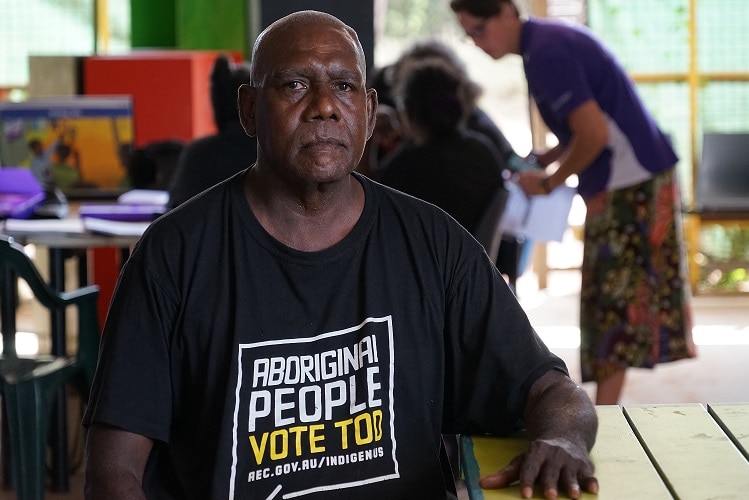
697,132,749,211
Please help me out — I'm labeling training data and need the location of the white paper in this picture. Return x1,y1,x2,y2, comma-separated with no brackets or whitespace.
83,217,151,236
117,189,169,206
1,218,86,235
500,182,577,242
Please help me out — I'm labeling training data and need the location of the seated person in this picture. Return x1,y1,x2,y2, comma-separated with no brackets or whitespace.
124,140,184,190
83,10,598,499
167,54,258,209
379,56,504,237
389,39,519,167
357,102,403,179
386,39,534,284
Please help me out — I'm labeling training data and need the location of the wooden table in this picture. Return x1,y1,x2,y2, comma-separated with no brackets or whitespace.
461,403,749,499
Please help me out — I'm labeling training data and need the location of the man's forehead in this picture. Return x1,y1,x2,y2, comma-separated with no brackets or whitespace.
254,27,365,83
278,25,358,57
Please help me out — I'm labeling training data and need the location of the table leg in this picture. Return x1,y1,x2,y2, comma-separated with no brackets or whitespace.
1,267,18,489
1,266,18,358
47,247,69,492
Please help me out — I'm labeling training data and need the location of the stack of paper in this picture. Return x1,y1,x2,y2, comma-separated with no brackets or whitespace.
1,218,86,236
77,189,169,222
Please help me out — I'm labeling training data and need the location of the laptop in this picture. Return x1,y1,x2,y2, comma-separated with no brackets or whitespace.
695,132,749,213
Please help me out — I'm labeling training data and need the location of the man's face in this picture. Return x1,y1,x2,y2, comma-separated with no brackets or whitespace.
456,6,516,59
241,24,376,186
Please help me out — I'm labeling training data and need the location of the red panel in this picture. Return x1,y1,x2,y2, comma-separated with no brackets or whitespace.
82,51,239,325
83,50,222,147
87,247,121,329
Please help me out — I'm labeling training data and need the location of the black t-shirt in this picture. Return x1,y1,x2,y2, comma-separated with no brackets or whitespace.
84,171,566,499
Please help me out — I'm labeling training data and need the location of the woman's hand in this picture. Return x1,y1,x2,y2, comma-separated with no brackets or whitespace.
516,170,551,197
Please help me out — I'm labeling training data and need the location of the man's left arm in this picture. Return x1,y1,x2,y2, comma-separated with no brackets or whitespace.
480,370,599,499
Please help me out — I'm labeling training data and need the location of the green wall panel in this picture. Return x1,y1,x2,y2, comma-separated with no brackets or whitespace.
131,0,248,55
176,0,248,55
131,0,177,48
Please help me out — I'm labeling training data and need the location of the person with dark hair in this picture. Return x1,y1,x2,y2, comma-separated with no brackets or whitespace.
380,57,503,236
357,101,403,179
365,63,397,109
167,54,258,208
83,10,597,499
390,39,518,167
450,0,696,406
125,139,184,190
386,38,537,285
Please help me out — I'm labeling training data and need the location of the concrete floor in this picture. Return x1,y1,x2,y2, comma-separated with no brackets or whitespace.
518,269,749,405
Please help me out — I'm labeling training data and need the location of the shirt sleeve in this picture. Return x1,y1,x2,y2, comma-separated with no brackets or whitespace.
526,48,595,123
441,244,568,435
83,238,178,443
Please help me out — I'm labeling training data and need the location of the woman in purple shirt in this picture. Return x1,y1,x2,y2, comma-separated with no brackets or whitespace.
451,0,696,405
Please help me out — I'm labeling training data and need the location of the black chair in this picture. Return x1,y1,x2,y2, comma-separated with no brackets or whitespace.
473,186,510,263
695,132,749,214
0,235,100,500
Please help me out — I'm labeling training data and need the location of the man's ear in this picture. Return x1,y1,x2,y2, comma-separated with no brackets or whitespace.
238,84,257,137
365,88,379,141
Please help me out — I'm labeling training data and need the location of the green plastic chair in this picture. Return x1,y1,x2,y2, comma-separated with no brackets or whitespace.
0,235,100,500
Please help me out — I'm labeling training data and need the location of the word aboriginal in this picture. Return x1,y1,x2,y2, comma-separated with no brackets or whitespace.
252,335,380,388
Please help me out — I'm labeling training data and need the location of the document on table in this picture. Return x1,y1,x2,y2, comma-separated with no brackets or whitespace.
82,217,151,236
1,218,86,236
1,217,150,238
500,182,577,242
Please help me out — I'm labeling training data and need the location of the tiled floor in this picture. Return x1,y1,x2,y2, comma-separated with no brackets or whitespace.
3,260,748,498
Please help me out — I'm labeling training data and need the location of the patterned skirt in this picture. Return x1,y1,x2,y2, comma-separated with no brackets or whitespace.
580,169,697,383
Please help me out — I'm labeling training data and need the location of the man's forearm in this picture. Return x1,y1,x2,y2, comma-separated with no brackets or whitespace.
84,425,152,499
524,370,598,451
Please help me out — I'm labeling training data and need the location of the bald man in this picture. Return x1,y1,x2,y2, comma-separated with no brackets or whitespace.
83,11,597,499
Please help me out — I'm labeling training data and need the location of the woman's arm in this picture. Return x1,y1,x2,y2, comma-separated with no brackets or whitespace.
518,98,609,196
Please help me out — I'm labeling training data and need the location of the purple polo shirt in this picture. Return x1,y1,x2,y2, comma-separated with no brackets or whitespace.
520,17,678,199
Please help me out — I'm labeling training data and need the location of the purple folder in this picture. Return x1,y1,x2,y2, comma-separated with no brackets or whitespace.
0,168,45,219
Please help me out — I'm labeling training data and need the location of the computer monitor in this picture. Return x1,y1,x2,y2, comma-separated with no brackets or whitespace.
696,132,749,212
0,96,135,198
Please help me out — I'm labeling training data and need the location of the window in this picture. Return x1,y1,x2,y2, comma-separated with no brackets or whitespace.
0,0,130,98
588,0,749,292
